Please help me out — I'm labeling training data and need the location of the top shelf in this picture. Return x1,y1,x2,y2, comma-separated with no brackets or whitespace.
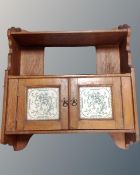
10,29,128,47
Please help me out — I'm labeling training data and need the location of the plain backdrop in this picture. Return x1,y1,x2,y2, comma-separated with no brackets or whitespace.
0,1,140,175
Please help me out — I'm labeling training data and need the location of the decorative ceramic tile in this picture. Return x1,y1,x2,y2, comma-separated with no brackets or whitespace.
80,87,112,119
27,88,59,120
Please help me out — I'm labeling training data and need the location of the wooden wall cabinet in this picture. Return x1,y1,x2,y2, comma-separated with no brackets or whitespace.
0,25,139,151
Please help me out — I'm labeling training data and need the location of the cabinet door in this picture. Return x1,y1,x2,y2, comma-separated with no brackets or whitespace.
16,78,68,131
69,77,123,129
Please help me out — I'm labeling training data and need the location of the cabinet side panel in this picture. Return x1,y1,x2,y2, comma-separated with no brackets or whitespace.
96,45,120,74
131,68,139,140
119,39,131,73
6,79,18,131
1,71,9,143
8,33,21,75
20,48,44,75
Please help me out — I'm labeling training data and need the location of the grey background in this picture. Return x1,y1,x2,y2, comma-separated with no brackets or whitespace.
0,0,140,175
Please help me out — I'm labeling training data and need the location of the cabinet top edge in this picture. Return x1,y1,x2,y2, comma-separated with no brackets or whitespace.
7,74,131,79
10,29,128,35
9,30,128,47
7,25,130,47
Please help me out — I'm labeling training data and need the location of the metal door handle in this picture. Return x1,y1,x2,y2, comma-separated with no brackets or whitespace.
62,98,69,107
71,98,78,106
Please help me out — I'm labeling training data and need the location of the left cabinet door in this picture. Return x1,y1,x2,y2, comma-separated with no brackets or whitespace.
6,78,69,132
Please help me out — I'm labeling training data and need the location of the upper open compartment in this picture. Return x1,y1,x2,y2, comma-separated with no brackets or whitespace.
7,24,132,75
10,29,127,46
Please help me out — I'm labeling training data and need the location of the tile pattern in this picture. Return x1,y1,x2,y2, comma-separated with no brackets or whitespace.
27,88,59,120
80,87,112,119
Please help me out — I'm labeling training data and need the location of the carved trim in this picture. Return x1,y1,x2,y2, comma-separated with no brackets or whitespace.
119,24,132,67
7,27,28,75
7,28,20,67
13,135,32,151
110,133,138,149
118,24,130,29
110,133,126,149
118,24,132,73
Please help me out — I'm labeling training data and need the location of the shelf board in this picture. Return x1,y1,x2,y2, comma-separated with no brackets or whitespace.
5,129,135,135
11,29,128,47
8,73,131,79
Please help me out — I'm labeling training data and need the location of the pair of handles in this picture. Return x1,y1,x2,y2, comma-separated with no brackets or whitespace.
62,98,78,107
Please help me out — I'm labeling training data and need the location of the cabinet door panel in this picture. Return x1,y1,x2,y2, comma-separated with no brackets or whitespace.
69,77,123,129
17,78,68,131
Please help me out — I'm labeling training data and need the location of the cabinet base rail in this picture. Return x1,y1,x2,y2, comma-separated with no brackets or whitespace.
0,128,139,151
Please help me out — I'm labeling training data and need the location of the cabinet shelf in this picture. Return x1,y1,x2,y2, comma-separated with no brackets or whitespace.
11,29,127,47
5,129,136,135
8,73,131,79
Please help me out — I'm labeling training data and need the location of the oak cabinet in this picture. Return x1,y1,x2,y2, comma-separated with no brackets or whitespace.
1,24,139,151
